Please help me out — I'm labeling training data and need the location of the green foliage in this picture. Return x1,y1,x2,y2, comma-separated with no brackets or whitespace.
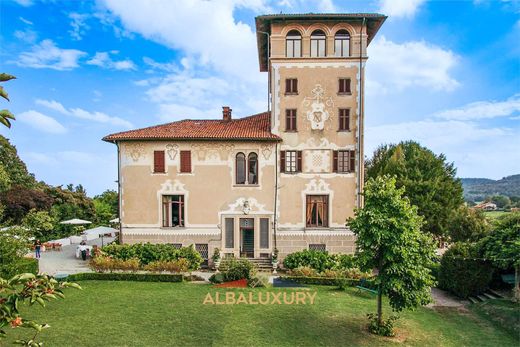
288,266,319,277
219,258,257,281
0,136,35,189
348,176,436,332
367,314,399,337
0,73,16,128
101,243,203,270
89,257,140,273
1,186,54,224
438,242,493,298
449,205,490,242
0,273,80,346
66,272,183,282
283,250,357,272
366,141,464,239
479,212,520,269
0,165,11,193
462,175,520,202
15,258,39,276
21,209,56,241
143,259,190,273
93,190,118,225
0,227,31,279
208,272,225,284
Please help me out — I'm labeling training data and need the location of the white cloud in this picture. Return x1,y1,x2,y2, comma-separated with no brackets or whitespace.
100,0,267,82
143,57,179,73
13,0,33,6
378,0,426,18
14,29,37,43
19,17,33,25
17,40,86,70
69,13,90,40
435,94,520,120
367,36,459,94
86,52,137,71
35,99,133,128
18,110,67,134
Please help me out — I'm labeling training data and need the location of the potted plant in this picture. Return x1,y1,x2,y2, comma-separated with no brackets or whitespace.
272,248,279,274
212,248,221,271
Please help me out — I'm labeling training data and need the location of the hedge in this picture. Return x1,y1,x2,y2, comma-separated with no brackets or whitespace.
280,276,374,287
65,272,183,282
283,250,356,272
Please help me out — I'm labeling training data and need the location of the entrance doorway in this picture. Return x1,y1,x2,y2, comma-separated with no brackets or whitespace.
240,218,254,258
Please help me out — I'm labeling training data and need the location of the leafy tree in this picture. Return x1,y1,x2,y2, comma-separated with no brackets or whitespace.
0,227,30,279
0,273,80,346
479,212,520,301
366,141,464,240
0,165,11,193
21,210,56,241
0,186,54,224
348,176,436,334
449,205,489,242
0,73,16,128
486,195,511,209
0,136,36,189
93,190,118,224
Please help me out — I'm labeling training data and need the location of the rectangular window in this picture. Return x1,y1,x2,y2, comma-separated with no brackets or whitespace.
162,195,185,227
180,150,191,173
286,39,301,58
311,38,326,57
225,218,234,249
153,150,165,173
195,244,209,265
333,150,355,173
260,218,269,249
282,150,301,173
338,78,351,94
306,195,329,228
172,243,182,249
285,109,297,131
285,78,298,94
338,108,350,131
309,244,326,252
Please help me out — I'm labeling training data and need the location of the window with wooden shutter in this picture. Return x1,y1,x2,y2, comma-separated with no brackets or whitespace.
334,150,355,173
285,78,298,95
284,151,298,173
180,150,191,173
338,78,351,94
285,109,297,131
225,218,234,248
338,108,350,131
280,150,285,173
154,150,165,173
260,218,269,249
349,150,356,172
333,150,338,172
297,151,302,172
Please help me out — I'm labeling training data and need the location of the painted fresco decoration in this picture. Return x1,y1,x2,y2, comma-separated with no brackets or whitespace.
303,84,334,130
125,143,146,162
191,143,236,161
304,150,330,173
166,143,179,160
261,144,272,160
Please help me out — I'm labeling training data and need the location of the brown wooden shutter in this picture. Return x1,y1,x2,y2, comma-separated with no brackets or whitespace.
180,150,191,173
346,78,351,93
345,109,350,131
333,150,338,172
349,150,355,172
285,79,290,93
293,78,298,93
297,151,302,172
292,109,297,131
280,150,285,173
154,150,165,173
338,79,343,93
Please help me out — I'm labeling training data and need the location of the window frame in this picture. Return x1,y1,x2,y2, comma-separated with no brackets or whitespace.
179,150,191,173
162,195,185,228
306,195,329,228
235,152,246,184
285,109,297,132
333,150,355,173
285,78,298,95
338,108,350,131
153,150,166,173
286,30,302,58
310,30,326,58
334,30,350,57
236,152,259,185
338,78,351,95
247,152,258,185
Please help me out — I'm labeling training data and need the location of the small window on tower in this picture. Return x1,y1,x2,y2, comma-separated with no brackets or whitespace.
338,78,351,94
285,78,298,95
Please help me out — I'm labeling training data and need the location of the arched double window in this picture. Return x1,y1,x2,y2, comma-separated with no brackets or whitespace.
286,30,302,58
236,152,259,185
334,30,350,57
310,30,326,57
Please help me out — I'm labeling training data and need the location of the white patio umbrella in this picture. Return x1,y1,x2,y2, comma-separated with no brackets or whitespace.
60,218,92,225
109,218,119,223
82,226,118,246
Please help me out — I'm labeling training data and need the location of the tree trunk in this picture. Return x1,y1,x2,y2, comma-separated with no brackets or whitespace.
515,265,520,302
377,283,383,325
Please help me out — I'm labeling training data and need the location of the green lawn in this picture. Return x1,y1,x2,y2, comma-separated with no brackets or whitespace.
5,281,519,347
483,210,509,221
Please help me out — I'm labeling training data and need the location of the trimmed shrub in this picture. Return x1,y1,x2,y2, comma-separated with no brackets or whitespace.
209,272,225,284
220,258,257,281
143,259,190,273
16,257,39,275
283,250,357,272
66,272,183,282
439,242,493,298
89,256,140,273
101,243,203,270
288,266,319,277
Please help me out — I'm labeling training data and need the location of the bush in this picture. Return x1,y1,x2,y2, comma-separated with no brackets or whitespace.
66,272,183,282
101,243,203,270
16,257,39,275
283,250,357,272
288,266,319,277
439,242,493,298
220,258,257,281
367,314,399,337
88,256,140,273
209,272,225,284
143,259,190,273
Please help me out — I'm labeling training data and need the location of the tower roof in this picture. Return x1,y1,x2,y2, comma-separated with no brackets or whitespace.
255,13,387,71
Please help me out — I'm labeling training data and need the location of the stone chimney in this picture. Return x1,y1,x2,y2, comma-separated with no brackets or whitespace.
222,106,232,122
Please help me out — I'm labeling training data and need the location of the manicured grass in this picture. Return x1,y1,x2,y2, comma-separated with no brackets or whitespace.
5,281,519,346
483,211,509,220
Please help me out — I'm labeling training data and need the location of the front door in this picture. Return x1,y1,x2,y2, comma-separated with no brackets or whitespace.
240,218,254,258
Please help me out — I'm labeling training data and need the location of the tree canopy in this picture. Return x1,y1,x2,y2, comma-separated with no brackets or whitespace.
366,141,464,239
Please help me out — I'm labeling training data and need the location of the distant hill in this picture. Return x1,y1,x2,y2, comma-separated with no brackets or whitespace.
461,174,520,201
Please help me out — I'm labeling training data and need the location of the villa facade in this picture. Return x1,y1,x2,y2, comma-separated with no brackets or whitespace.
103,13,386,264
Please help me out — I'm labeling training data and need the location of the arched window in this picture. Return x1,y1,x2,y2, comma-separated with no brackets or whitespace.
236,153,246,184
310,30,326,57
286,30,302,58
248,153,258,184
334,30,350,57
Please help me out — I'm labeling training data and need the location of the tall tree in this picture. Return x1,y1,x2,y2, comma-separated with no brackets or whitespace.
366,141,463,240
449,205,489,242
0,135,36,189
348,176,436,334
0,73,16,128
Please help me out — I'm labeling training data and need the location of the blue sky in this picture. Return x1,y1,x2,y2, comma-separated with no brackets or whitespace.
0,0,519,196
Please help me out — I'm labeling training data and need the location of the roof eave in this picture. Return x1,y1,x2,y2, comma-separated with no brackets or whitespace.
102,137,282,143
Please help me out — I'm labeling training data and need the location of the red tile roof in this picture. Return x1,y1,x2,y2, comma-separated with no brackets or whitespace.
103,111,281,142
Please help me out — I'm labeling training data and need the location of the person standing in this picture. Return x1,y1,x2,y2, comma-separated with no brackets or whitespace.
34,240,42,259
